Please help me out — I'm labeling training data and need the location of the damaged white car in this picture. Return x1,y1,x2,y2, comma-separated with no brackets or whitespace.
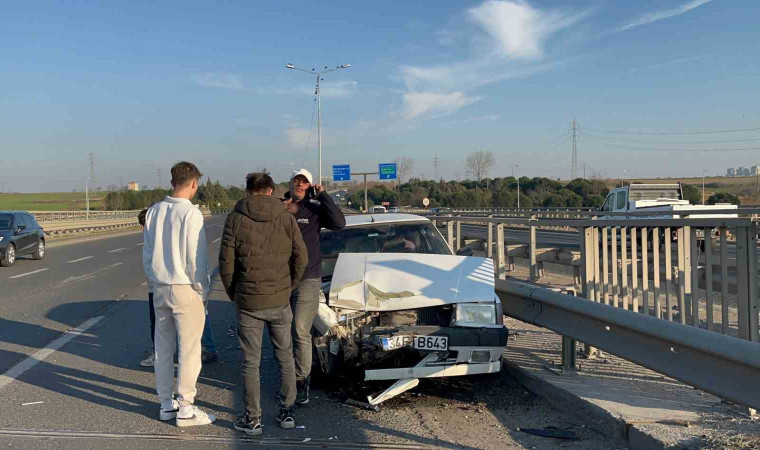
314,214,508,405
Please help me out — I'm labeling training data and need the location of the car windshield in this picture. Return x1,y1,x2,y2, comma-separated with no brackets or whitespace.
320,222,452,280
0,214,11,230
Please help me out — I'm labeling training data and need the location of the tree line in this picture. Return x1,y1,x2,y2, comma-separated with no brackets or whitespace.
104,179,245,210
346,177,741,210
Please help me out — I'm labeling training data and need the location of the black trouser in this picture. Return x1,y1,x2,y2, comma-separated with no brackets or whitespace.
237,304,297,418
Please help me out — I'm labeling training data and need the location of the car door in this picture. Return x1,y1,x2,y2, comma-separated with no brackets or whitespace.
25,214,42,249
15,214,34,254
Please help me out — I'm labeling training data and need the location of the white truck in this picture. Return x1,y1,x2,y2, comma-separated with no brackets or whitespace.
599,183,738,218
599,183,738,249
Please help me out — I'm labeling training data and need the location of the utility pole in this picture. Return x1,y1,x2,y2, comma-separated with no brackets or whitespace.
286,63,351,186
571,119,578,180
512,164,520,209
85,179,90,219
702,169,707,205
583,162,586,180
120,176,123,191
157,169,162,189
433,154,440,181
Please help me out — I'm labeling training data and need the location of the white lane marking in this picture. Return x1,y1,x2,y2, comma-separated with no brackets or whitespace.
107,248,126,253
9,269,49,279
211,238,221,244
61,262,123,284
68,256,93,264
137,243,143,246
0,316,105,390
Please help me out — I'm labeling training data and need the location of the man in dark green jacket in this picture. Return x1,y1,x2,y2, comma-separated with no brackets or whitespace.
219,173,308,435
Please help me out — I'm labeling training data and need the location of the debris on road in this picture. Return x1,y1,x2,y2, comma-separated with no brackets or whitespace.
345,398,381,412
21,401,44,406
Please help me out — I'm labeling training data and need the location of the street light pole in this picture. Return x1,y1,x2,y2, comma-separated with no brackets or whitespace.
702,169,707,205
286,63,351,186
512,164,520,209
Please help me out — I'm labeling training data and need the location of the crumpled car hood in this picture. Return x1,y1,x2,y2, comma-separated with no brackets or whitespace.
328,253,495,311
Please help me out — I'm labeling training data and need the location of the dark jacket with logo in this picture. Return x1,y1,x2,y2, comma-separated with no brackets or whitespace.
219,195,308,311
287,191,346,280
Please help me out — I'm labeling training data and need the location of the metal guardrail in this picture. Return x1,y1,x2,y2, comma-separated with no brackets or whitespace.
434,214,760,344
411,206,760,219
30,210,141,222
496,279,760,410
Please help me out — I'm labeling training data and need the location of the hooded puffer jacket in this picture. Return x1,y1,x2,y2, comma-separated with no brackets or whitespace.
219,195,308,311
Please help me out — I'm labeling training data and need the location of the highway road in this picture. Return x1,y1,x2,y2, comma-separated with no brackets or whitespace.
0,214,614,449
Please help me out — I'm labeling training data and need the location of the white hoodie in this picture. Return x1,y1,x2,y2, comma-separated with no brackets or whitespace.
142,196,210,295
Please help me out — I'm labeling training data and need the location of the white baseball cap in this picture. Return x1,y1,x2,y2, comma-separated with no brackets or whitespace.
291,168,313,184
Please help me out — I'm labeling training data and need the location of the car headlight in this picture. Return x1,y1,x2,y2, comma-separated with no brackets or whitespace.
451,303,498,327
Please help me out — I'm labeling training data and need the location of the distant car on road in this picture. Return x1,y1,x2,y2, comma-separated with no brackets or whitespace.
0,211,46,267
387,207,400,213
369,206,387,214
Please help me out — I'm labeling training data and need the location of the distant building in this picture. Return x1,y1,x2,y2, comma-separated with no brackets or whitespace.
128,182,139,191
753,166,760,175
727,168,736,177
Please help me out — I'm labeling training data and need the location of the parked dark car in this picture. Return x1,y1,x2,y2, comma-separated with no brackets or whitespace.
0,211,46,267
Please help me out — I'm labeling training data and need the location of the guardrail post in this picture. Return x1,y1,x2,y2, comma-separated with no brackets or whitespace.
561,336,577,372
579,226,599,359
446,220,454,251
735,225,759,342
496,224,506,280
529,215,537,282
487,215,493,258
456,217,462,251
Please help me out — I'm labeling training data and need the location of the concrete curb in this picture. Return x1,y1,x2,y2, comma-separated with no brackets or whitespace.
502,358,673,449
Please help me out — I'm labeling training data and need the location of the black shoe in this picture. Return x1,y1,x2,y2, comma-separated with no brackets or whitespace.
233,414,262,436
296,379,310,405
276,408,295,429
201,351,219,364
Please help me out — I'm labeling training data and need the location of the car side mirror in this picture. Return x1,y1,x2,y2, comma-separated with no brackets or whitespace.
456,246,473,257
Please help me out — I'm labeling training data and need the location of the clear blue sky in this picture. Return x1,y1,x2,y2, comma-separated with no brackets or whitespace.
2,0,759,192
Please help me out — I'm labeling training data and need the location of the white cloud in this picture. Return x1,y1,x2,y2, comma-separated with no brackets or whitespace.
192,73,357,98
467,0,588,60
395,1,588,122
440,114,501,126
284,128,311,148
401,92,481,120
628,54,710,74
619,0,713,32
298,80,358,99
192,73,245,90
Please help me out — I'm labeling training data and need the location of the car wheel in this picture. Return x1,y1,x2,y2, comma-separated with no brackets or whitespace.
33,239,45,260
1,243,15,267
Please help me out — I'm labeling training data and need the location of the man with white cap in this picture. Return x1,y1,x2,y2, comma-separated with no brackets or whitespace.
283,168,345,405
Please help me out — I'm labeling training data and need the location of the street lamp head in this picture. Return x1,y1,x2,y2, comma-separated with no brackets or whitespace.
286,64,294,69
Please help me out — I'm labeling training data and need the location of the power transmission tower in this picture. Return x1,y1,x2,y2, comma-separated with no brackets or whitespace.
157,169,161,189
571,119,578,180
433,154,440,181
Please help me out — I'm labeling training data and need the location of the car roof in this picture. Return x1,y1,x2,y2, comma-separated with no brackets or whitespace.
344,213,430,227
0,211,27,214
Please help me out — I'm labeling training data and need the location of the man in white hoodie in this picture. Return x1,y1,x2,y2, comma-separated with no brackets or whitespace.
142,161,216,427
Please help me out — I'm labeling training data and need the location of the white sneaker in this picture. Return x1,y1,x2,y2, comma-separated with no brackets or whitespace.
176,405,217,428
159,400,180,421
140,353,155,367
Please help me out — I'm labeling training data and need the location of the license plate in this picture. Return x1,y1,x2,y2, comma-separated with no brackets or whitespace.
381,335,448,351
412,335,448,351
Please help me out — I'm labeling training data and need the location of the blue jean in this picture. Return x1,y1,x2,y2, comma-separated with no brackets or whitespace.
289,278,321,382
201,309,217,353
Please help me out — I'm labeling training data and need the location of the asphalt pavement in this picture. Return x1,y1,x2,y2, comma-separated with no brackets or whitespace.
0,214,617,449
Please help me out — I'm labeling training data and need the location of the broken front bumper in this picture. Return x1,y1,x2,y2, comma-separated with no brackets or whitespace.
364,325,507,381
